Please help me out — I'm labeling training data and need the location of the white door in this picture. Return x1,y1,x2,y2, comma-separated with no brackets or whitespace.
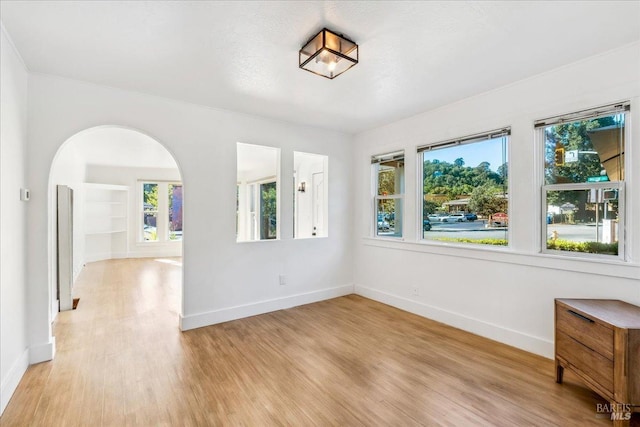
312,172,324,236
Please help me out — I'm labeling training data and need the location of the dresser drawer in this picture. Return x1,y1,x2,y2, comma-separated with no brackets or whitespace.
556,331,613,393
556,303,613,360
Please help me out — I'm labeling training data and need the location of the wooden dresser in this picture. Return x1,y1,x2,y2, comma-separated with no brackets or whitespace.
555,299,640,426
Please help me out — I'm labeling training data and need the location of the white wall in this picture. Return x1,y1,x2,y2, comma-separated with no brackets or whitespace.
0,26,29,415
353,42,640,358
26,73,354,353
85,164,182,258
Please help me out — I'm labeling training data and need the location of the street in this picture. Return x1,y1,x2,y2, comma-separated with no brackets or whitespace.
420,221,609,243
378,220,611,244
423,220,507,241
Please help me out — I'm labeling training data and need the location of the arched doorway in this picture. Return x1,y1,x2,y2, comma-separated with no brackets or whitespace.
48,125,184,326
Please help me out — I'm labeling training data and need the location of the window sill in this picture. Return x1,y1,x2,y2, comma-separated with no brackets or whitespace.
361,237,639,280
371,235,405,242
236,238,281,244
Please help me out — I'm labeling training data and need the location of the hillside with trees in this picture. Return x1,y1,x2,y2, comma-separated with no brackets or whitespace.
422,158,507,215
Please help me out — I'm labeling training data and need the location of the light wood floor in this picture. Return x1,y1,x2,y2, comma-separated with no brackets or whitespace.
1,258,636,426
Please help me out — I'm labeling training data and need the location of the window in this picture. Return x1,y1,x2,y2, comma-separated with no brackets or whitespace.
372,151,404,237
143,183,158,242
537,102,628,258
168,184,183,241
236,143,280,242
141,181,183,242
260,181,277,240
418,129,510,246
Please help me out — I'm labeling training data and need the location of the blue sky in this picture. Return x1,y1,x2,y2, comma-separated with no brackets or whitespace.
422,137,507,172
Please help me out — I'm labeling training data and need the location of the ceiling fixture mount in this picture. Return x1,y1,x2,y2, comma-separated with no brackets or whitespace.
299,28,358,79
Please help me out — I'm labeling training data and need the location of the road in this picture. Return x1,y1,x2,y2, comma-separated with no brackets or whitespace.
419,221,611,243
379,220,613,243
424,220,507,240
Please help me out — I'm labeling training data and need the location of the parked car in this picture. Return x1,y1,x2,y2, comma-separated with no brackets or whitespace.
442,213,467,222
465,212,478,221
377,214,390,231
490,212,509,227
428,213,446,222
423,218,432,231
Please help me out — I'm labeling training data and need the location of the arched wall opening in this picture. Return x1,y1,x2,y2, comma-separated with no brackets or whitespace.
48,125,184,326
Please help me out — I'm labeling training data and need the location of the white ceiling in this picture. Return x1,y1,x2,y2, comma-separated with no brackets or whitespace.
2,1,639,134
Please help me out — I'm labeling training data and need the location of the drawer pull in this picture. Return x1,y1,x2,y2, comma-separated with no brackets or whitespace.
568,310,594,323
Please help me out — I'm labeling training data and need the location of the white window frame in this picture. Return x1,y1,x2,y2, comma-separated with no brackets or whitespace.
541,182,625,261
371,151,405,238
536,102,629,261
416,127,511,247
246,176,278,241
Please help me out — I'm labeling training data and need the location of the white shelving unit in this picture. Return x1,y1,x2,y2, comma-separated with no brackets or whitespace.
84,183,129,262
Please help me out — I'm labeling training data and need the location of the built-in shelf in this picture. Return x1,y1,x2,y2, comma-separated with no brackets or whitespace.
84,183,129,262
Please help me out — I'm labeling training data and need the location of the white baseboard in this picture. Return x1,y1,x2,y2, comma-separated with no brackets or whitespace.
85,251,180,264
29,338,56,364
127,250,181,259
84,252,112,263
354,284,554,359
0,348,29,415
180,284,354,331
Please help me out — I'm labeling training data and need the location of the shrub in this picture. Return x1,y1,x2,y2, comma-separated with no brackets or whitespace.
546,239,618,255
434,237,508,246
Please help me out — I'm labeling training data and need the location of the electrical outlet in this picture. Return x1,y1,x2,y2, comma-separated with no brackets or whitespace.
412,286,419,296
279,275,287,286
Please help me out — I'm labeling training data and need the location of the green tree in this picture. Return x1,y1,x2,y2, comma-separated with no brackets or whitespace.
544,116,620,208
423,199,441,216
422,159,504,202
143,183,158,208
544,118,614,186
497,162,508,183
468,184,507,217
260,182,277,239
378,163,403,218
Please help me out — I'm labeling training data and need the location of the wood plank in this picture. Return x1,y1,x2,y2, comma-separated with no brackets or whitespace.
1,258,637,426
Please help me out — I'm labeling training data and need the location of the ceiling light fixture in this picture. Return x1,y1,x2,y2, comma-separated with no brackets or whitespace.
299,28,358,79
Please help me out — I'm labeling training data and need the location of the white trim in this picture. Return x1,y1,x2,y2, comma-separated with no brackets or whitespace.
537,105,630,262
533,100,630,128
542,182,625,261
29,338,56,364
362,236,640,280
415,131,511,246
51,298,59,321
0,348,29,415
417,126,511,153
354,284,554,359
179,284,354,331
84,251,129,263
